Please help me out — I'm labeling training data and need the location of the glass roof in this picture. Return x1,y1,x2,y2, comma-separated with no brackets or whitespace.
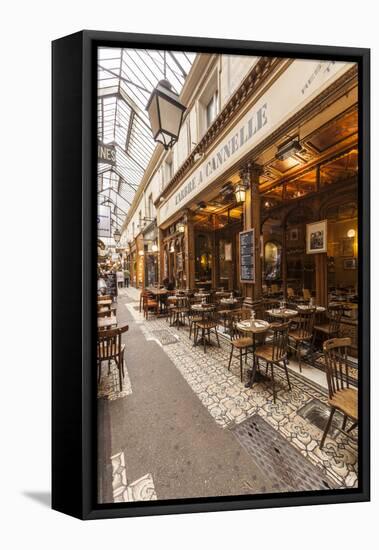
97,47,196,240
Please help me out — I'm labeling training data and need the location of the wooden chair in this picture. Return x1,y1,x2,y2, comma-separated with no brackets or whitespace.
254,322,291,403
313,306,342,346
97,324,129,391
194,308,220,353
288,308,316,372
320,337,358,449
228,310,254,381
303,288,311,301
98,309,113,318
98,294,112,301
142,291,159,319
188,296,203,340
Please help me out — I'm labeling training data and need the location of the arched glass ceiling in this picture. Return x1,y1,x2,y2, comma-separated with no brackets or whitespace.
97,47,196,240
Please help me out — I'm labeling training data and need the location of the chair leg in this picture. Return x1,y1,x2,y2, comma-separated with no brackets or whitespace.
98,361,102,383
203,328,206,353
270,363,276,403
215,327,220,347
320,407,336,449
239,350,243,382
228,345,234,370
297,343,302,373
283,359,292,391
342,414,348,431
119,362,123,392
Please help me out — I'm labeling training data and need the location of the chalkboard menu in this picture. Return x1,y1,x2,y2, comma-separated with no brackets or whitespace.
239,229,255,283
104,272,118,298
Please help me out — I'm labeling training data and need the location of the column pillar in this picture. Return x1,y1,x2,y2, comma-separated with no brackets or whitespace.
242,162,262,307
183,210,195,290
315,253,328,307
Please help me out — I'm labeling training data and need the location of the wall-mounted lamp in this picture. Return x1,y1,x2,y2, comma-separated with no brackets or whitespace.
152,243,159,253
234,183,246,203
138,250,145,257
177,222,185,233
347,229,356,238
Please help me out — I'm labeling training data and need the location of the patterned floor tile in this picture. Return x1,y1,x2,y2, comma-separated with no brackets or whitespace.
121,292,358,489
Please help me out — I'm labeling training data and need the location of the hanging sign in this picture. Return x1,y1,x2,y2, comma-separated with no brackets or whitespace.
97,205,111,238
239,229,255,283
98,142,116,165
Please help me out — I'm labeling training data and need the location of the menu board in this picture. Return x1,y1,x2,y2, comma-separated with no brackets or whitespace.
239,229,255,283
104,272,118,298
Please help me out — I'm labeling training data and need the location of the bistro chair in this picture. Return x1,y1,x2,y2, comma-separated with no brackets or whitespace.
98,309,113,318
98,294,112,301
97,324,129,392
319,337,358,449
142,291,159,320
172,295,190,329
288,308,316,372
228,310,254,381
312,305,343,349
303,288,311,301
188,296,203,340
194,307,220,353
254,322,291,403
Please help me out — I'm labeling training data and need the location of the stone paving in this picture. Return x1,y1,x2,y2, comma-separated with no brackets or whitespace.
120,287,358,490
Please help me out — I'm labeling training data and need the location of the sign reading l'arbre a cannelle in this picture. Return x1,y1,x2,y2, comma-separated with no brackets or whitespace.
158,59,353,226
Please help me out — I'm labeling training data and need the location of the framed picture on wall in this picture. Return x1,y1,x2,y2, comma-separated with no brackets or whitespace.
344,258,357,269
52,31,370,520
306,220,328,254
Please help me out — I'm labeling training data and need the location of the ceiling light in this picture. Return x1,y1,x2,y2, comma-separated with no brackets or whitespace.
276,139,302,161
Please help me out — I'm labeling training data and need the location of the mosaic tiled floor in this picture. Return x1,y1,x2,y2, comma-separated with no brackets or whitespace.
125,297,358,489
111,451,157,502
97,360,132,401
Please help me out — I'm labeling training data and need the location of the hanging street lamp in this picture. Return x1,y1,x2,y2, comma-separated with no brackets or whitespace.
146,52,186,150
113,228,121,245
146,79,186,150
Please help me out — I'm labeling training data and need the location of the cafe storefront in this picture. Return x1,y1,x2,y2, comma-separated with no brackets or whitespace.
155,57,358,315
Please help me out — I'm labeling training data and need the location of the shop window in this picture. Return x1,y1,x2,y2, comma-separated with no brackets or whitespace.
206,91,218,128
165,154,173,183
198,70,219,138
147,193,154,220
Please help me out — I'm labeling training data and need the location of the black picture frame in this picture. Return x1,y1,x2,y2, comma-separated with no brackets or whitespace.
52,30,370,520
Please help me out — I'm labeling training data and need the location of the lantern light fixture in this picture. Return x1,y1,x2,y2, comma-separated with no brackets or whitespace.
347,229,356,238
152,243,159,253
177,221,185,233
146,77,186,150
138,249,144,257
234,182,247,203
113,228,121,244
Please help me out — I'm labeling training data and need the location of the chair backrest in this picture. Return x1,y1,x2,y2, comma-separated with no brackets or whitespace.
287,287,295,298
270,322,290,361
303,288,311,301
296,308,316,338
98,309,113,318
98,294,112,301
271,284,279,293
328,306,343,333
323,337,352,398
97,324,129,361
230,309,252,339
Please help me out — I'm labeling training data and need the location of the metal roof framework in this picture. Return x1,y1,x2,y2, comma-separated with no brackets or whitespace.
97,47,196,242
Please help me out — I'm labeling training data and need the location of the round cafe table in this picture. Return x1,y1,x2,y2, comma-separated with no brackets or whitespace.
266,307,298,321
97,315,117,330
236,319,271,388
